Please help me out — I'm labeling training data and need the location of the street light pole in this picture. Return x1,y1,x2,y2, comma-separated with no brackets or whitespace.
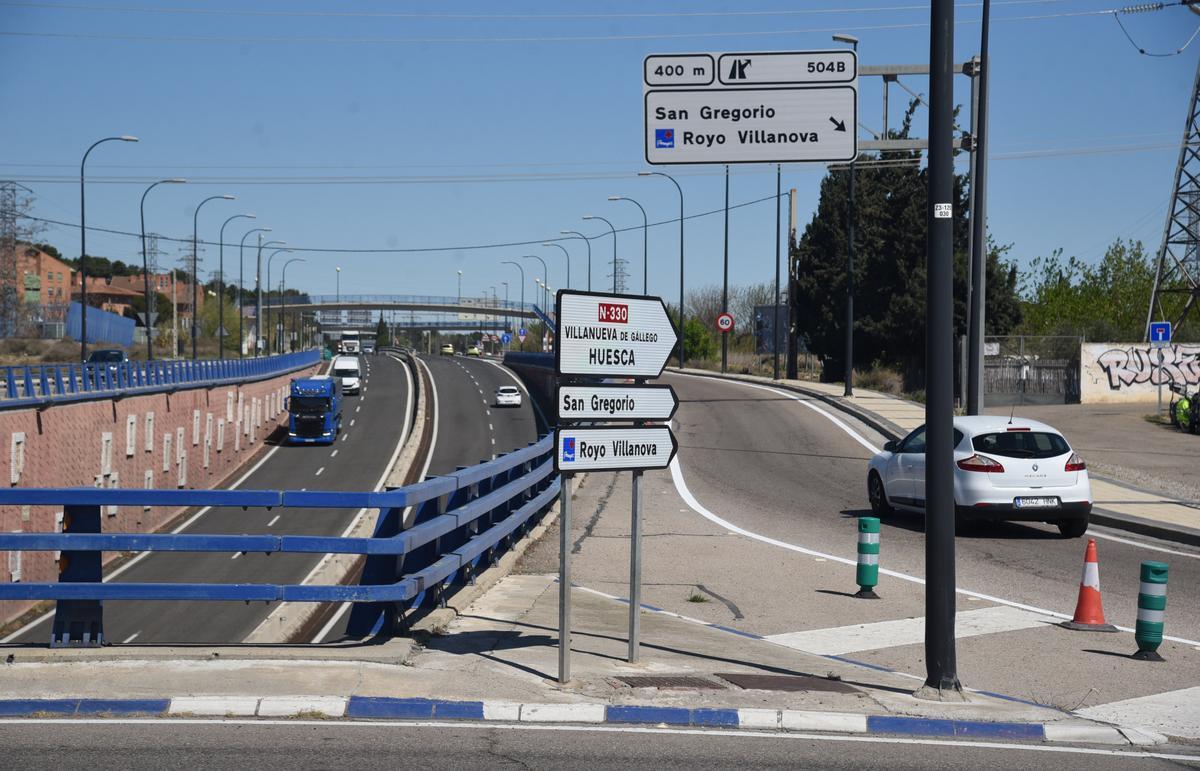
638,171,685,368
218,212,255,359
501,281,509,339
280,257,305,353
255,239,285,358
834,33,859,396
582,215,618,293
522,255,548,311
238,227,271,358
266,247,291,355
502,261,525,346
541,242,571,290
560,231,592,291
139,177,185,360
80,135,137,360
457,269,463,303
609,196,648,295
191,194,235,359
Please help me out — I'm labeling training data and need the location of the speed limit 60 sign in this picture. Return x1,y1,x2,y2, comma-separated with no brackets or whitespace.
716,312,734,333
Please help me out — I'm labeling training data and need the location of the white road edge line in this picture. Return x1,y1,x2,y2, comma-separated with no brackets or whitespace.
0,718,1192,760
310,353,420,644
0,442,284,643
121,632,139,644
665,374,1200,648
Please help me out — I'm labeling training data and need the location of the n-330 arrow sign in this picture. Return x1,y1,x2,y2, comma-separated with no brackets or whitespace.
555,290,679,379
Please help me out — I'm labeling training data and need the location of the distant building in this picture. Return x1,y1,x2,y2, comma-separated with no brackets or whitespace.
11,243,73,307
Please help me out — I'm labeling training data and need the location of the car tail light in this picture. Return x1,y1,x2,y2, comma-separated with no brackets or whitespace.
957,454,1005,473
1005,426,1031,432
1065,453,1086,472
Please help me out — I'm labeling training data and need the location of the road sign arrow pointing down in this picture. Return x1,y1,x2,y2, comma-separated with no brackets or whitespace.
828,117,847,132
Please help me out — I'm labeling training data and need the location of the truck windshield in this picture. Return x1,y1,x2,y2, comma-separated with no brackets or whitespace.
290,396,330,414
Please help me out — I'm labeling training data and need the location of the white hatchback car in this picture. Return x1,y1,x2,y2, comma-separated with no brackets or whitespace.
494,385,522,407
866,416,1092,537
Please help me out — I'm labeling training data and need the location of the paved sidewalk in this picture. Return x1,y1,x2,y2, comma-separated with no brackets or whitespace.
669,368,1200,545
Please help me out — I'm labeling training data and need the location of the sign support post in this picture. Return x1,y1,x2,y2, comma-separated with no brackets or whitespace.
558,473,573,684
1149,321,1172,418
629,467,644,663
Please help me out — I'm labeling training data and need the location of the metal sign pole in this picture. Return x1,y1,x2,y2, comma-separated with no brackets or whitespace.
629,468,643,663
1158,347,1164,417
558,472,573,684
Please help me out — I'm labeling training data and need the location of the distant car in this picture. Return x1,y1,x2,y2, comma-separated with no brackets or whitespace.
362,343,375,355
440,344,455,356
86,349,128,370
466,345,481,357
866,416,1092,538
331,355,362,395
494,385,522,407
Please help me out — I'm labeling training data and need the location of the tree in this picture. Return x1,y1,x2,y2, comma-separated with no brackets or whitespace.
791,100,1021,387
375,316,391,347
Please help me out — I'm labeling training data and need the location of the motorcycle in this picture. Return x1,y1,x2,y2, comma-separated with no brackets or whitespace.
1168,382,1198,432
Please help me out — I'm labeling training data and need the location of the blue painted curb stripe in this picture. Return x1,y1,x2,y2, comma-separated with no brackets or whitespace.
867,715,1044,740
346,696,484,720
0,699,169,716
605,705,740,727
707,624,764,640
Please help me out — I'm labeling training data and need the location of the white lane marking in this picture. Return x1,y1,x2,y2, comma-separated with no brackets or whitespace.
330,449,338,458
766,606,1052,656
341,434,348,442
668,457,1200,647
486,409,491,416
121,632,139,644
230,552,241,560
488,423,494,432
310,354,417,644
315,466,325,476
1077,686,1200,740
350,419,356,427
1087,527,1200,560
0,719,1192,761
267,515,280,527
1,442,283,642
356,406,361,413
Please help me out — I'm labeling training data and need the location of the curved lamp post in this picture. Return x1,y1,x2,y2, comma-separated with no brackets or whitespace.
265,247,292,355
541,242,571,291
191,194,235,359
279,257,306,353
559,231,592,291
638,171,685,367
582,215,618,293
609,195,648,295
80,134,138,360
255,240,286,357
238,228,272,358
139,177,185,360
218,213,255,359
522,254,548,311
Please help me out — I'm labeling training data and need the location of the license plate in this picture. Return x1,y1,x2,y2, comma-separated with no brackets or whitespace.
1014,496,1059,509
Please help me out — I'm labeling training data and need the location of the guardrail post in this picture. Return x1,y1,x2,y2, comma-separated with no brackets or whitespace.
346,502,405,638
50,503,104,647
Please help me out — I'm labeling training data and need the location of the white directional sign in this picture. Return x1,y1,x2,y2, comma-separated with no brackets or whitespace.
644,49,858,165
555,426,678,473
557,384,678,423
556,290,679,378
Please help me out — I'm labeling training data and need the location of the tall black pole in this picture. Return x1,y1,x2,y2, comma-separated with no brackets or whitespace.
218,214,252,360
923,0,963,698
637,171,684,367
140,178,183,361
967,0,991,415
844,148,857,395
192,194,233,360
721,165,729,374
79,136,137,360
773,165,782,380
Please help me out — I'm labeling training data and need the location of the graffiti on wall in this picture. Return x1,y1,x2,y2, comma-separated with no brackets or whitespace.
1095,344,1200,390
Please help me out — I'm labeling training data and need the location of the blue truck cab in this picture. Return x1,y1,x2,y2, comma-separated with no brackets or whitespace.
286,375,342,444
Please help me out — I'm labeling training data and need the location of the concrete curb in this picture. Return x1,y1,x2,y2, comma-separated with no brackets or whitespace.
0,696,1163,745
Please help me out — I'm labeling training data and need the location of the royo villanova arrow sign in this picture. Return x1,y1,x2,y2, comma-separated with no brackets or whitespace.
555,426,678,473
555,290,679,378
557,384,678,423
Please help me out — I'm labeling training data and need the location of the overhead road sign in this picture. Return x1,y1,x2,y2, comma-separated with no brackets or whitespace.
557,384,678,423
644,48,858,165
555,426,677,473
555,290,679,379
1149,321,1172,348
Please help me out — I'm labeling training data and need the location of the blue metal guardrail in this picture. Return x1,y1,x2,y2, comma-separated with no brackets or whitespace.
0,434,557,646
0,349,321,410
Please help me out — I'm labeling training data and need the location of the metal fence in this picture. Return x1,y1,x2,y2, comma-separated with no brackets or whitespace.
0,434,556,645
0,349,320,410
982,335,1083,406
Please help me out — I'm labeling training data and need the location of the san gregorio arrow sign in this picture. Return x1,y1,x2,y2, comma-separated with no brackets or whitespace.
555,290,680,378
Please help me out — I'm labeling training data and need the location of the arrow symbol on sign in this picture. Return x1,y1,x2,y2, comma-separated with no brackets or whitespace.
828,117,847,132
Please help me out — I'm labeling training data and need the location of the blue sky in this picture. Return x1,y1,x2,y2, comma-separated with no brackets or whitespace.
1,1,1196,308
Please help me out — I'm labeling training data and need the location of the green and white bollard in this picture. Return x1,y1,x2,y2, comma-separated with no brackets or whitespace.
856,517,880,599
1134,560,1169,662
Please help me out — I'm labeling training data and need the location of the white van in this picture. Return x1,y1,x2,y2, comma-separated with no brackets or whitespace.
331,355,361,395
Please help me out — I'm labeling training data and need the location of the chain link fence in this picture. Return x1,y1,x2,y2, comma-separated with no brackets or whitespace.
978,335,1082,406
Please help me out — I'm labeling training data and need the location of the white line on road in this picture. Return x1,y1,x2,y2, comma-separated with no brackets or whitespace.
330,449,338,458
315,466,325,476
356,406,361,413
267,515,280,527
1077,686,1200,739
350,419,355,427
121,632,139,644
488,423,494,431
230,552,241,560
0,718,1192,761
341,434,348,442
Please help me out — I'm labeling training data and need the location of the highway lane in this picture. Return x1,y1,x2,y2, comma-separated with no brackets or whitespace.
8,352,412,645
314,353,538,642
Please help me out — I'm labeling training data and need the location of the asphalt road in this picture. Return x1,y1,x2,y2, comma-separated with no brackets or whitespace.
10,352,412,645
0,720,1192,770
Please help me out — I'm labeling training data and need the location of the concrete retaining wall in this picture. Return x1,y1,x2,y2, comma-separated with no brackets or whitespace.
0,362,319,625
1081,342,1200,404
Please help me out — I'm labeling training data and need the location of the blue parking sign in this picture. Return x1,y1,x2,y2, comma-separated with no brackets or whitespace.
1149,321,1172,347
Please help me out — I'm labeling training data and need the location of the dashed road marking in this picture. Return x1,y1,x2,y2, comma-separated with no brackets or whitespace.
341,434,348,442
230,552,241,560
330,449,338,458
122,632,139,644
267,515,280,527
315,466,325,476
350,419,355,427
356,406,361,413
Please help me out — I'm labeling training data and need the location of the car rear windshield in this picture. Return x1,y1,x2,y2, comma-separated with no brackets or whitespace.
972,431,1070,459
88,351,123,363
498,387,518,394
333,367,358,377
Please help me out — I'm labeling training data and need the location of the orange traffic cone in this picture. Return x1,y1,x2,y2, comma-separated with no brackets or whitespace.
1061,538,1118,632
